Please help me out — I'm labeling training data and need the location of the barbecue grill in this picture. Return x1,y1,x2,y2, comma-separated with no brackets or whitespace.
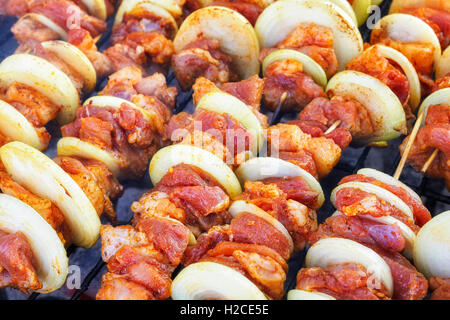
0,0,448,300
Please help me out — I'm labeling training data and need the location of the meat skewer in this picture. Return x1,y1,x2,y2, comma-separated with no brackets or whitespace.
393,111,425,179
66,0,182,79
0,41,97,150
57,66,177,180
389,0,450,50
398,88,450,189
256,0,363,113
0,139,127,294
254,1,408,155
288,238,394,300
166,76,267,167
172,6,260,91
0,61,178,295
290,168,431,300
3,0,115,51
96,145,241,299
371,8,447,97
171,156,324,299
346,44,422,119
95,83,269,299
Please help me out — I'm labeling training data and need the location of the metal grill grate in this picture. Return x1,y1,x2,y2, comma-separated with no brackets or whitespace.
0,0,448,300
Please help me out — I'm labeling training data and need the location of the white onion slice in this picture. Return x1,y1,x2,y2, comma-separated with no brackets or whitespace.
174,6,260,79
331,181,415,223
357,168,422,202
149,144,242,198
0,99,47,150
372,13,441,70
306,237,394,297
326,70,406,144
416,88,450,127
196,91,264,154
172,262,267,300
0,194,68,293
255,0,363,70
0,54,79,125
80,0,107,20
235,157,324,207
262,49,327,87
287,289,336,300
0,142,100,248
389,0,450,14
41,40,97,93
414,210,450,279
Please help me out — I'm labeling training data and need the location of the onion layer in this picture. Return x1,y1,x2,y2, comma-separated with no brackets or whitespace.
0,194,68,293
172,262,267,300
326,70,406,144
149,144,242,198
306,237,394,297
0,142,100,248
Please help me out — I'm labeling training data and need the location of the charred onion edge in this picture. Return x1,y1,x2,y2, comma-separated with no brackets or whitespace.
171,261,267,300
149,144,242,198
0,194,68,293
306,237,394,297
0,142,101,248
235,157,325,207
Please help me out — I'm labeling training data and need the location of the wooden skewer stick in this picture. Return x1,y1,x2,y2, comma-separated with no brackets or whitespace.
324,120,342,135
393,111,425,180
270,92,288,126
421,149,439,173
